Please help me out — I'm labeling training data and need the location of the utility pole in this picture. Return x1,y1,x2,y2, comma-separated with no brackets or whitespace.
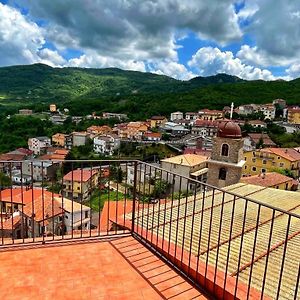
230,102,234,120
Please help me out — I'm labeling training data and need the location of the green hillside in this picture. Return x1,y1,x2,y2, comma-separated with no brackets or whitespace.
0,63,300,119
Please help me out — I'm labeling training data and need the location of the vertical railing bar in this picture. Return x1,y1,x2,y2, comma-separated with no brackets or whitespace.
145,166,152,242
131,161,138,234
41,161,45,244
150,168,157,245
60,162,64,240
97,163,102,237
260,209,276,300
0,169,3,245
9,162,14,244
222,195,237,299
167,174,176,257
20,163,25,244
276,214,291,300
213,191,226,295
71,162,74,239
51,163,55,241
246,204,261,300
195,184,207,282
180,178,189,269
89,163,93,237
135,162,143,235
123,162,128,233
161,171,169,251
233,199,249,299
293,263,300,300
80,163,83,238
174,176,182,259
107,164,110,235
115,163,119,235
31,161,35,242
187,185,197,278
204,188,215,285
155,169,163,249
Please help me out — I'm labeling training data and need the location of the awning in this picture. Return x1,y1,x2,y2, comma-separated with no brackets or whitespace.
190,168,209,177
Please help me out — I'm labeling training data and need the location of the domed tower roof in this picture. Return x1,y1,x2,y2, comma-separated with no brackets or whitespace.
217,120,242,138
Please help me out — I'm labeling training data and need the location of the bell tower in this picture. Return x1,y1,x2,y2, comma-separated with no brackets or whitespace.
207,121,245,188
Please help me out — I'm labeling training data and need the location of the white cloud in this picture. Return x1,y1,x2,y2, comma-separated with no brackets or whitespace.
0,3,44,66
37,48,66,67
286,63,300,79
188,47,275,80
67,52,146,72
15,0,242,62
149,60,196,80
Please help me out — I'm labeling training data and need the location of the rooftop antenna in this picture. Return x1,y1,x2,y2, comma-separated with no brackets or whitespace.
230,102,234,120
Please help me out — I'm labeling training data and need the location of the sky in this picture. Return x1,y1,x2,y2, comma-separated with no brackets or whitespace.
0,0,300,81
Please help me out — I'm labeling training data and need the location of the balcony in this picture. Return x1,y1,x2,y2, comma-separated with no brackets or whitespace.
0,160,299,299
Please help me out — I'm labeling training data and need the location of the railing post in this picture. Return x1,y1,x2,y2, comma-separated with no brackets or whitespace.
131,161,138,233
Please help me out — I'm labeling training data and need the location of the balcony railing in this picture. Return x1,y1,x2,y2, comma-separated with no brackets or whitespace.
0,159,299,300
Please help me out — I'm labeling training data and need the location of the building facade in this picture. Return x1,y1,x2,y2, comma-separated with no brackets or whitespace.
207,121,245,188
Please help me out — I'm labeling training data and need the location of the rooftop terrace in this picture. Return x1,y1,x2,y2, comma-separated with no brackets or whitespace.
0,159,299,299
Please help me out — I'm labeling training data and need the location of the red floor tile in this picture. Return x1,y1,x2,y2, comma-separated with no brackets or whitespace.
0,235,210,299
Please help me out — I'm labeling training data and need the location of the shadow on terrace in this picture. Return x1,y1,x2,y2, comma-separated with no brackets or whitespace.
0,159,299,300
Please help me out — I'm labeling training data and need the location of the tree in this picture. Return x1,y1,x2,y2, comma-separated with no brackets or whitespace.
109,165,124,183
0,172,11,189
151,179,170,198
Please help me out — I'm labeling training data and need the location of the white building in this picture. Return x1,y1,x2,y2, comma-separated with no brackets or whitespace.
170,111,184,121
185,112,198,121
259,103,276,120
28,137,51,155
58,197,91,232
93,134,120,156
72,132,89,147
162,122,190,136
161,154,209,192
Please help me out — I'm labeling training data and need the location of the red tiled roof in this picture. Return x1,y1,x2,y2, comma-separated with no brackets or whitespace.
184,148,212,157
63,169,98,182
262,147,300,162
248,133,277,146
194,119,219,127
151,116,166,120
144,132,162,138
1,215,21,230
22,192,63,222
0,189,61,205
240,172,294,187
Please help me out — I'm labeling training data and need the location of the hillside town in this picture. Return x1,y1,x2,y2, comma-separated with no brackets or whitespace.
1,99,300,300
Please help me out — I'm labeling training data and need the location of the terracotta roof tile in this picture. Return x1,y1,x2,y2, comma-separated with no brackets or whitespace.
240,172,294,187
63,169,98,182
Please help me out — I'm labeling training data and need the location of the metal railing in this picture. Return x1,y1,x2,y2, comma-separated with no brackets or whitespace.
0,159,299,300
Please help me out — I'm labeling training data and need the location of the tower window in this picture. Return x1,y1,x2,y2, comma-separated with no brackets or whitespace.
221,144,229,157
219,168,227,180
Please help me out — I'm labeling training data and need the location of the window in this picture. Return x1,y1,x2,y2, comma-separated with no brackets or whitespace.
279,163,284,167
221,144,229,156
262,168,266,173
252,158,256,163
219,168,227,180
252,167,257,171
85,211,89,219
272,162,276,166
244,166,247,169
262,160,267,164
285,183,289,190
244,157,247,161
278,157,281,160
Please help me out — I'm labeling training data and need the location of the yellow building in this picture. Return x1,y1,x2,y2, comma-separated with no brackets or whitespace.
198,109,223,121
52,133,66,147
287,107,300,124
50,104,57,112
150,116,167,128
243,148,300,178
240,172,297,191
63,169,99,201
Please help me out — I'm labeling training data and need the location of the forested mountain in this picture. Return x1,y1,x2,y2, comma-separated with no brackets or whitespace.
0,63,300,119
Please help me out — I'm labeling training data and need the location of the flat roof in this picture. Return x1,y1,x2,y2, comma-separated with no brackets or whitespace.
131,183,300,299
